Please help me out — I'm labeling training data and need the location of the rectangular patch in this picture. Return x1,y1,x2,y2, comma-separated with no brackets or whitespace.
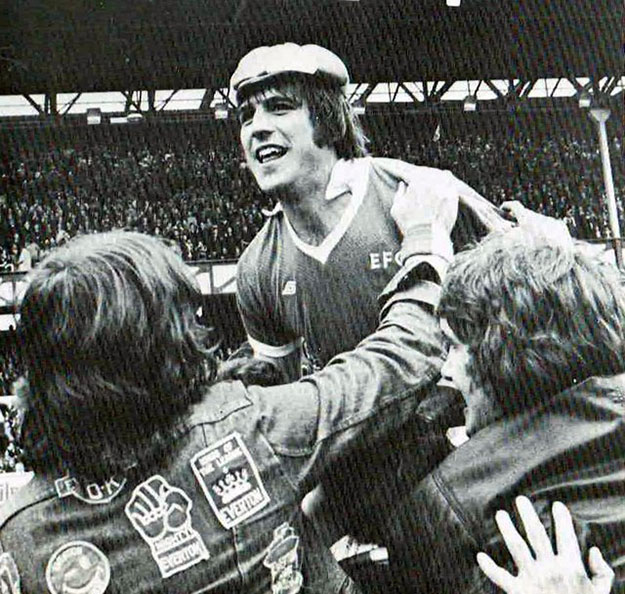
191,432,270,529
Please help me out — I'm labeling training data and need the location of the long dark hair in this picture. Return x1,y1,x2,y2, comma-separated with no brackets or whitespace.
17,231,217,478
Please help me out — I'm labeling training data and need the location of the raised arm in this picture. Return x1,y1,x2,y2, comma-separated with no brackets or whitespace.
249,180,462,489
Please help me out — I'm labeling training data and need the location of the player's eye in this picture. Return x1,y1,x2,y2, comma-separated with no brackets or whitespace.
237,105,254,125
267,98,297,113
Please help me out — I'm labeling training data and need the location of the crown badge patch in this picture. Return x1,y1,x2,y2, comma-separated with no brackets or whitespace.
191,432,271,529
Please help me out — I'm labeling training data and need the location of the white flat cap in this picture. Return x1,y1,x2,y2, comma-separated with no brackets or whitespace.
230,43,349,105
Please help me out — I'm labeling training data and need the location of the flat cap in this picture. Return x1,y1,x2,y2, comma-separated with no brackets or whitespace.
230,43,349,104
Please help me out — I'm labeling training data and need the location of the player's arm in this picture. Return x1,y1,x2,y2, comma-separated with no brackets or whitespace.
235,259,304,383
245,335,303,384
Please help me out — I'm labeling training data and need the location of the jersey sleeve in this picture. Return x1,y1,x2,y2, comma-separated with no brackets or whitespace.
236,252,302,359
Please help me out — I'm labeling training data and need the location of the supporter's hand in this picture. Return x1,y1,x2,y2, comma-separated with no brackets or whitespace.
390,178,459,271
477,496,614,594
391,178,459,239
499,201,571,246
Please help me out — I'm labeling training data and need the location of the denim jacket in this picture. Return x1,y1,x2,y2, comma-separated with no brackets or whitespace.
0,288,445,593
385,374,625,594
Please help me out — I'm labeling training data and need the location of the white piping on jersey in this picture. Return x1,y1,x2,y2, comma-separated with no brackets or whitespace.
262,158,373,265
247,334,304,358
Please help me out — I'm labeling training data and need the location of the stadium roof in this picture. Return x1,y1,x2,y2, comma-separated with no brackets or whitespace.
1,0,621,93
0,0,622,123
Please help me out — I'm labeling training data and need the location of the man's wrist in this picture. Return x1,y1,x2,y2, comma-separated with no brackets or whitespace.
398,223,454,264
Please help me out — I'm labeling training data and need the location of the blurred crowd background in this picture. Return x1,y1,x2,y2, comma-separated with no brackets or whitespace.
2,116,623,270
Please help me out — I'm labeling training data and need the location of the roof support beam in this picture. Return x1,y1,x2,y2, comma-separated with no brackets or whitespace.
400,82,420,104
22,94,43,114
61,93,82,115
158,89,179,111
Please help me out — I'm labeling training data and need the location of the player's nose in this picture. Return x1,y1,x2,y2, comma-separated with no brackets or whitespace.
249,107,274,138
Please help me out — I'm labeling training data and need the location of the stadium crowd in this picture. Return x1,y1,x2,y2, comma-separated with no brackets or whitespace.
1,128,622,270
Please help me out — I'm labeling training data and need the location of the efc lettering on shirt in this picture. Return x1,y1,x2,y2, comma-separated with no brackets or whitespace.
369,250,401,270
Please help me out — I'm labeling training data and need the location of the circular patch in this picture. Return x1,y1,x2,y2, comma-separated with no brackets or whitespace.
45,541,110,594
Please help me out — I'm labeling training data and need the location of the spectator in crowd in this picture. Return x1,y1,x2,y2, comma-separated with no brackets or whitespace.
384,227,625,593
0,226,447,593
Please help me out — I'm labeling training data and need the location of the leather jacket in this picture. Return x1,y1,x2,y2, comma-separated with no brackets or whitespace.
385,374,625,593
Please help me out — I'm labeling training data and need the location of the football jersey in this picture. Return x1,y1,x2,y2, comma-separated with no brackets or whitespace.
237,156,506,369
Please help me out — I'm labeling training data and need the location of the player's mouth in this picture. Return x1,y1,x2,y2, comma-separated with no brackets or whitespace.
256,145,287,164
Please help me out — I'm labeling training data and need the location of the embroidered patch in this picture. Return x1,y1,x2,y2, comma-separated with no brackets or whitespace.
125,475,209,578
55,474,126,505
190,432,270,529
263,523,303,594
0,553,21,594
45,541,110,594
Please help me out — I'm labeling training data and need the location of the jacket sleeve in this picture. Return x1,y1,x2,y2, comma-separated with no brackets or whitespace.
247,278,447,489
385,472,498,594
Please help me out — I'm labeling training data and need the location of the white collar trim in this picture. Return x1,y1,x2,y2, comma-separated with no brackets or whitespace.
283,157,371,264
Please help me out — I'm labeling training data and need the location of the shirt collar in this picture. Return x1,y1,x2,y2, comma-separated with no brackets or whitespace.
325,158,370,201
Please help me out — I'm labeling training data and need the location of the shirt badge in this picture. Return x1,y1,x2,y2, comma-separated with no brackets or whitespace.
45,541,110,594
191,432,270,529
282,281,296,296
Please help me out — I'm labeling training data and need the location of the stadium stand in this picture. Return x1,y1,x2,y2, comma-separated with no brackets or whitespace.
1,119,623,268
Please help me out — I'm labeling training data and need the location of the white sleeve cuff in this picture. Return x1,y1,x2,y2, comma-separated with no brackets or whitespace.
247,335,304,358
398,223,454,264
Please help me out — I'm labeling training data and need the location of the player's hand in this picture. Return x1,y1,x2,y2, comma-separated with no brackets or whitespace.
477,496,614,594
499,201,571,246
391,178,459,239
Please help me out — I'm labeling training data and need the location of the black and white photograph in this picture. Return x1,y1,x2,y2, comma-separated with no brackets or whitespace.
0,1,622,592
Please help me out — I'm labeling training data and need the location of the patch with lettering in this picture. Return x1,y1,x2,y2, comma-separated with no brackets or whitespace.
55,474,126,505
45,541,110,594
263,523,303,594
190,432,270,529
125,475,209,578
0,553,21,594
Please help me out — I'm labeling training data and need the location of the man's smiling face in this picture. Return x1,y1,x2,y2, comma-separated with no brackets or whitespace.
238,87,333,197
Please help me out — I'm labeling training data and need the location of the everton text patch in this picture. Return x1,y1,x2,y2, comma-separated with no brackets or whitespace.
125,475,209,578
191,432,270,529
